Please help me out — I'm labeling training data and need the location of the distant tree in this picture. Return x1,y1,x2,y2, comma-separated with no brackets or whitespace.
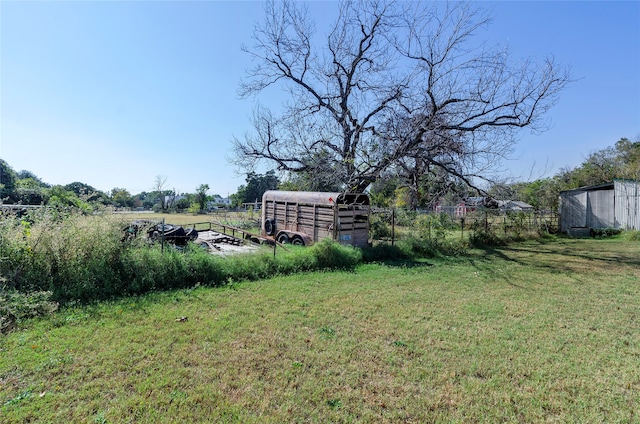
234,171,280,205
64,182,96,196
229,188,246,208
17,170,49,187
135,191,161,210
63,181,107,203
152,175,171,211
173,194,193,212
0,159,18,202
48,185,92,213
110,188,134,208
15,188,47,205
232,0,571,193
195,184,210,212
17,177,46,190
15,175,49,205
614,137,640,180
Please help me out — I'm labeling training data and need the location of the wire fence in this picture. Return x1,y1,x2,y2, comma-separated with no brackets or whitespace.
369,208,559,244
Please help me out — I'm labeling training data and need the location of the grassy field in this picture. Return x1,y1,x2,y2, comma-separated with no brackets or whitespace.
117,211,261,228
1,237,639,423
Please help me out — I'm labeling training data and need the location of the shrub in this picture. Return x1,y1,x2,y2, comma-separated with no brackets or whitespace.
622,230,640,241
590,228,623,238
361,242,410,262
0,289,58,334
399,236,469,258
369,213,392,239
468,229,507,247
393,209,417,227
308,238,362,270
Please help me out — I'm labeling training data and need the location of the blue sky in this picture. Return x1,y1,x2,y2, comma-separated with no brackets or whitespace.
1,1,639,197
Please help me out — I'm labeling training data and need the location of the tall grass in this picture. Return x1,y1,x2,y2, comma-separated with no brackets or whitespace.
0,213,363,306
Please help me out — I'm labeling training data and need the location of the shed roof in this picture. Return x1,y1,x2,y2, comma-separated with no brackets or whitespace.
499,200,534,210
262,191,370,206
559,182,614,194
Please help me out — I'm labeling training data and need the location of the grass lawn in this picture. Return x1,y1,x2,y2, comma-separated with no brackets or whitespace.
118,211,261,228
1,237,639,423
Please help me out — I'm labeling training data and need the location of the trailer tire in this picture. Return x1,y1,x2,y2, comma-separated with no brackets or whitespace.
185,228,198,241
291,235,305,246
264,219,276,236
276,233,290,244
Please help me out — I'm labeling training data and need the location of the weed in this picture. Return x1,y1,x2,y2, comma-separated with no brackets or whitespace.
326,398,342,409
622,230,640,241
319,326,336,339
94,411,107,424
0,290,58,334
3,390,31,406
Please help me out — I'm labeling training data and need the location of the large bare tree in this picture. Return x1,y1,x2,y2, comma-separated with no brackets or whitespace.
231,0,571,193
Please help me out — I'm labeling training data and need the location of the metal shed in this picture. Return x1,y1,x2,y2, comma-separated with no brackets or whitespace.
261,191,370,247
559,180,640,234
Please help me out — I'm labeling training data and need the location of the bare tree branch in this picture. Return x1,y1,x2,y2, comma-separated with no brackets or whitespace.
231,0,572,194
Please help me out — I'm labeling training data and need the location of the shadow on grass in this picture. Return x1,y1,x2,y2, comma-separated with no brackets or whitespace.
471,237,640,276
369,258,435,268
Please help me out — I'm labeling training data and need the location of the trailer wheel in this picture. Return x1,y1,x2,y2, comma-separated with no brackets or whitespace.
264,219,276,235
185,227,198,241
276,233,290,244
291,235,305,246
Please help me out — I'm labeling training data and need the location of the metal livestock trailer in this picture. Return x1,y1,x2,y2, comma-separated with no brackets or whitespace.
261,191,370,247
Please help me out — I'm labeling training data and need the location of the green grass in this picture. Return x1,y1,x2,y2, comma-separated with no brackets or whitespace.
118,211,261,229
1,238,639,423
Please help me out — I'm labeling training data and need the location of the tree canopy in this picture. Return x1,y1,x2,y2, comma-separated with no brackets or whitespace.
232,0,571,193
232,171,280,206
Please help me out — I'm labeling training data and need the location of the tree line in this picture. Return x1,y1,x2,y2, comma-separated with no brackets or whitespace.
0,164,223,214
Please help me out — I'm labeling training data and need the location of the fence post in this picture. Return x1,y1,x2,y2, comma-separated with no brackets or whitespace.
391,208,396,246
161,218,165,253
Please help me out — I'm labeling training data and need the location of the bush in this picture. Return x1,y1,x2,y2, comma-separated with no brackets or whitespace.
399,236,469,258
590,228,623,238
361,242,410,262
0,289,58,334
308,238,362,270
369,213,392,239
622,230,640,241
468,229,507,247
